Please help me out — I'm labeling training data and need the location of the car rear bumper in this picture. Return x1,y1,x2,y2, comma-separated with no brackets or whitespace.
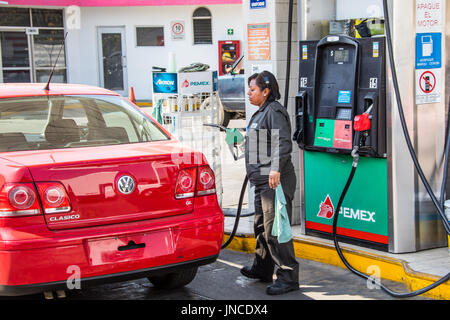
0,212,223,296
0,254,218,296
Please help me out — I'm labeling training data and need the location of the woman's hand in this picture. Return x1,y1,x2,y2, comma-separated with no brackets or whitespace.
269,171,280,189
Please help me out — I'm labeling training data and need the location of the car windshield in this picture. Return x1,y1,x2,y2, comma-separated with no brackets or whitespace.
0,94,169,152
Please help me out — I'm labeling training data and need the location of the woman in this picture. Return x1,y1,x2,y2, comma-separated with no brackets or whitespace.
241,71,299,295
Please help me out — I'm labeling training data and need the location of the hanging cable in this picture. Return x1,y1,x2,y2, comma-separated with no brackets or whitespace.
221,176,248,249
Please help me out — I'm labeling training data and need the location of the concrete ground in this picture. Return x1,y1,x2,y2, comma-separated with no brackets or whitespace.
3,249,426,301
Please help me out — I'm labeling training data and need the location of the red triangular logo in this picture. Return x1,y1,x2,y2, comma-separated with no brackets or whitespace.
317,195,334,219
182,79,189,88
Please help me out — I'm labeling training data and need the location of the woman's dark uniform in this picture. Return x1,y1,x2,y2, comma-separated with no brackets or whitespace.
244,98,299,290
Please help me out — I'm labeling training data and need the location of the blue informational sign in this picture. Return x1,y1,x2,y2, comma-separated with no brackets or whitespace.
152,72,178,93
250,0,266,9
415,33,442,69
338,90,351,104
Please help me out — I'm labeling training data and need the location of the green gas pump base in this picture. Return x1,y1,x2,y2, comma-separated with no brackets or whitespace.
304,150,389,250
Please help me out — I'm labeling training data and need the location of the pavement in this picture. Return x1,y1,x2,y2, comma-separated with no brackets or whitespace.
220,119,450,301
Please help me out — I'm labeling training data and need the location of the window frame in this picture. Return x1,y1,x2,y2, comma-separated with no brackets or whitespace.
0,7,67,83
134,25,165,47
192,7,213,45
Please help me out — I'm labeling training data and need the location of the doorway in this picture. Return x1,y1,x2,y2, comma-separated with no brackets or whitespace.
97,27,128,96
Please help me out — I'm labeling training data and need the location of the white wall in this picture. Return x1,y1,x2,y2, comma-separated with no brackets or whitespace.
241,0,301,224
336,0,384,20
65,4,243,100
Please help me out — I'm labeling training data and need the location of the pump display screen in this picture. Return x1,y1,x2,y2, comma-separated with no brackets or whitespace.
336,108,352,120
333,49,349,63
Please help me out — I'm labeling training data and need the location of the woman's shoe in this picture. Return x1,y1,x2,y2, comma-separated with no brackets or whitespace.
240,266,273,283
266,280,299,295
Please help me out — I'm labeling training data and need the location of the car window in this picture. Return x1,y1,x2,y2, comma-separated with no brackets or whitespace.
0,94,169,152
62,98,88,127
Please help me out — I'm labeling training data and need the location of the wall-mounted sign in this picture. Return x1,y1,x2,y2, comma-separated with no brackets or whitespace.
25,27,39,35
152,72,178,94
415,0,443,105
171,21,185,41
247,23,270,61
415,32,441,69
250,0,266,9
415,69,441,104
178,71,217,94
251,63,272,74
416,0,442,33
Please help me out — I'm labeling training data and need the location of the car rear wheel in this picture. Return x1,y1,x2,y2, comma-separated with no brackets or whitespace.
148,267,198,289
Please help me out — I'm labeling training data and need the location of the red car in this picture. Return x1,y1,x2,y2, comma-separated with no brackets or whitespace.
0,83,224,296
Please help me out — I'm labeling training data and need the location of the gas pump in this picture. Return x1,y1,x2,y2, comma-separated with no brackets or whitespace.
290,0,450,297
294,34,389,250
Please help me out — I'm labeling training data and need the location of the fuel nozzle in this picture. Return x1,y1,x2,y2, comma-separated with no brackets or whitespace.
203,123,245,161
353,103,373,132
352,104,374,166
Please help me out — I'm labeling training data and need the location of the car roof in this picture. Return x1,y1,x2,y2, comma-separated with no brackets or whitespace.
0,83,120,98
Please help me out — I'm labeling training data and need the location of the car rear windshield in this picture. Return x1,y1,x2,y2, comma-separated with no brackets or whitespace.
0,94,170,152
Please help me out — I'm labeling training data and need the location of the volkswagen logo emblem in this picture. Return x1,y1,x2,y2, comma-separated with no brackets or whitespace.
117,175,135,194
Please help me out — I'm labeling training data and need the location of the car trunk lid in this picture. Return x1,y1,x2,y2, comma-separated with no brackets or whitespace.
1,141,204,230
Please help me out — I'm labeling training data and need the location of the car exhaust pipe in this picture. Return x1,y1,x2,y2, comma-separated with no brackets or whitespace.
43,290,66,299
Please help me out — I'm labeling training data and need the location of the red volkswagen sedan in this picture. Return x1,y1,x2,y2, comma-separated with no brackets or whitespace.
0,83,224,296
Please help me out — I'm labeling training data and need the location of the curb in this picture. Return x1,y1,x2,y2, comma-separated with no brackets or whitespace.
222,233,449,300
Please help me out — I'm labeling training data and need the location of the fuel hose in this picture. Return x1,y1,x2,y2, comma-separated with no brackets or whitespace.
221,175,248,249
330,0,450,298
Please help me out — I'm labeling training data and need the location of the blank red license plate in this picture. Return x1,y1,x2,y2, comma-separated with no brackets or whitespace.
85,230,174,266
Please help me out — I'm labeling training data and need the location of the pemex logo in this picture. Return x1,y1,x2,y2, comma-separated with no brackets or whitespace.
182,79,190,88
317,195,334,219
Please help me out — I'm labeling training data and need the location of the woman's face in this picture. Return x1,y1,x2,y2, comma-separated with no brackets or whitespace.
248,79,269,107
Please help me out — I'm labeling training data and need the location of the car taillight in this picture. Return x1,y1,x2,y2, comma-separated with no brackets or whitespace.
175,166,216,199
0,183,41,217
175,168,197,199
36,182,71,214
196,165,216,196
